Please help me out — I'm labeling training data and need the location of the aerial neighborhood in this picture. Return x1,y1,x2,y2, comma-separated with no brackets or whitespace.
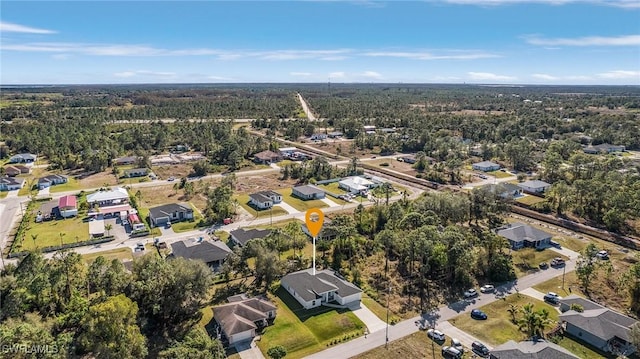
1,83,639,359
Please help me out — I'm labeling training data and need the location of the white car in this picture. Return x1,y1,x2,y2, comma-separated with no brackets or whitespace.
596,250,609,260
464,288,478,298
451,338,464,353
427,328,445,341
480,284,495,293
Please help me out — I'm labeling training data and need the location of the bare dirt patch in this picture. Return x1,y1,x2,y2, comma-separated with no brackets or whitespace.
367,158,417,176
234,173,298,195
151,163,196,179
71,169,118,189
305,139,376,157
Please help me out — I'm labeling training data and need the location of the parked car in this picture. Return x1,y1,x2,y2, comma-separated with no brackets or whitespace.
550,257,565,267
165,221,172,228
480,284,495,293
427,328,445,341
442,346,463,358
471,309,488,320
167,176,175,181
472,341,490,357
539,262,549,269
464,288,478,298
135,242,145,252
451,338,464,353
596,250,609,260
544,292,561,304
550,240,561,248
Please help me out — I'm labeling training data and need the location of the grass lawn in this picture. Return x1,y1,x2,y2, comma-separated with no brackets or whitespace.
353,331,441,359
49,178,82,193
245,218,302,230
448,294,559,347
170,204,206,233
319,182,348,195
488,170,515,179
18,183,35,197
0,191,7,199
511,248,569,278
198,306,214,329
257,286,365,359
83,248,133,263
235,194,290,218
532,272,579,297
361,293,397,322
20,217,90,252
516,195,546,206
556,334,619,359
278,188,328,212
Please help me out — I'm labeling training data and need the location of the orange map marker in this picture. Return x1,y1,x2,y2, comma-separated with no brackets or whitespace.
305,208,324,275
305,208,324,238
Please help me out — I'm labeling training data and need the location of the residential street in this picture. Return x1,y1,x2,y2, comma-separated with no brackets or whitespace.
304,259,577,359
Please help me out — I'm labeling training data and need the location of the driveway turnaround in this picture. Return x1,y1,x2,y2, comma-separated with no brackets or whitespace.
437,320,494,351
349,303,387,334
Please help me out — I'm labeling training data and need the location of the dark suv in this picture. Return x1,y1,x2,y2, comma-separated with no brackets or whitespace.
472,341,490,357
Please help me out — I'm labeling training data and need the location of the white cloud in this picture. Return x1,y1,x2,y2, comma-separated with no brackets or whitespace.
363,51,499,60
468,72,516,81
361,71,383,79
532,73,559,80
597,70,640,79
525,34,640,46
51,54,71,60
329,72,346,79
113,70,176,78
207,75,234,81
0,21,56,34
290,72,313,77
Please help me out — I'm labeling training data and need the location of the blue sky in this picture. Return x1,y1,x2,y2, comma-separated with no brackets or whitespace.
1,0,639,85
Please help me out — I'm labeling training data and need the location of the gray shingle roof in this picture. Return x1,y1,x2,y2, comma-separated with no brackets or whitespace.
293,185,324,196
518,180,551,189
170,239,231,264
149,202,192,220
230,228,272,246
473,161,499,168
280,269,362,302
497,223,552,243
490,339,579,359
560,304,638,343
213,297,275,336
559,294,604,312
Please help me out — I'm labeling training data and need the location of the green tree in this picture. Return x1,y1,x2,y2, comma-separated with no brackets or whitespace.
158,327,225,359
104,223,113,236
0,313,71,359
576,243,600,295
507,304,519,324
254,247,282,292
77,294,147,359
267,345,288,359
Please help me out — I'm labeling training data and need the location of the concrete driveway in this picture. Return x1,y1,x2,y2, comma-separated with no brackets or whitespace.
276,201,299,214
349,303,387,334
320,197,340,207
437,320,494,351
236,339,265,359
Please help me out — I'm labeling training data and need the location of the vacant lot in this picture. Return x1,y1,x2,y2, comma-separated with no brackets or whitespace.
83,247,133,263
69,168,118,189
515,195,546,206
49,178,83,193
368,158,417,176
487,170,514,179
448,294,558,347
20,217,90,251
235,174,297,195
256,286,365,359
511,248,569,278
151,163,196,179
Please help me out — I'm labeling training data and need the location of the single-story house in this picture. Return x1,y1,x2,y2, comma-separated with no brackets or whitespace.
37,174,68,190
13,165,31,174
148,202,194,227
3,166,21,177
497,222,552,250
249,191,282,210
380,128,396,134
278,147,297,156
170,238,232,270
472,161,501,172
302,218,337,240
583,143,626,154
213,296,276,346
36,200,58,222
122,168,149,178
253,150,282,164
8,153,37,164
280,268,362,310
328,131,343,138
559,295,638,355
87,187,129,207
339,176,375,193
229,228,272,247
113,156,139,166
58,195,78,218
363,125,376,132
0,177,25,191
518,180,551,194
292,185,325,200
311,133,327,141
489,339,579,359
89,219,106,238
398,155,417,164
484,183,523,199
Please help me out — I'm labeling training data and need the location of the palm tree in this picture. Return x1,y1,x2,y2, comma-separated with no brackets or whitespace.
350,156,359,175
517,303,537,338
507,304,519,324
59,232,66,247
105,223,113,236
31,234,38,249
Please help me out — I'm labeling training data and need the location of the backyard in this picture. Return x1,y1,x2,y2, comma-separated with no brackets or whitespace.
256,286,365,359
448,294,559,347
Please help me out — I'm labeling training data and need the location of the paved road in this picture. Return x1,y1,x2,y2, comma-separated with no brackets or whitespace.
437,320,493,351
297,93,317,121
304,259,577,359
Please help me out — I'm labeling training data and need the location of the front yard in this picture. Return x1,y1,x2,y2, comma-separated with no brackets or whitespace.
235,194,290,218
19,216,90,252
49,178,82,193
278,188,329,212
256,286,365,359
448,294,559,347
511,248,569,278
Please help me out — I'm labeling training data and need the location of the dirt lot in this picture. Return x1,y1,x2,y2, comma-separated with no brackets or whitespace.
305,139,378,157
234,173,298,195
367,158,417,176
151,163,196,180
71,169,118,189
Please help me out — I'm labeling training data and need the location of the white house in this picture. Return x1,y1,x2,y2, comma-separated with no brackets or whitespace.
8,153,37,164
87,187,129,207
472,161,501,172
248,191,282,209
292,185,325,200
37,175,68,190
280,269,362,310
0,177,25,191
517,180,551,194
338,176,375,193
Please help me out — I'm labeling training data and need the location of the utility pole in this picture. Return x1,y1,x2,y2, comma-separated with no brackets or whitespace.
385,284,392,348
562,263,566,289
